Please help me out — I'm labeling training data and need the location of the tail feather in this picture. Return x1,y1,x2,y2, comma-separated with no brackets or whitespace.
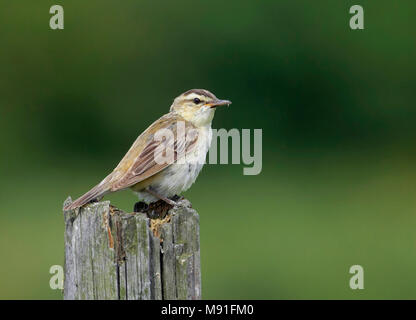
64,181,110,211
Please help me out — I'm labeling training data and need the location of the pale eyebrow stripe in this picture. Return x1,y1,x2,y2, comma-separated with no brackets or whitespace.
183,89,216,99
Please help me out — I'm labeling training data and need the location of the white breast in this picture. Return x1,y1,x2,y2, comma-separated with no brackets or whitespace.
137,125,212,202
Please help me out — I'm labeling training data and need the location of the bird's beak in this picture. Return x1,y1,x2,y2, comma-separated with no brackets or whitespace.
207,99,232,108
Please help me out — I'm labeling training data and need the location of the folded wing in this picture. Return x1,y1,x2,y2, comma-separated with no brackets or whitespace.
110,115,198,192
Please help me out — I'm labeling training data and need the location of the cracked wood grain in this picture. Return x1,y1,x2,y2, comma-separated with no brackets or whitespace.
63,197,201,300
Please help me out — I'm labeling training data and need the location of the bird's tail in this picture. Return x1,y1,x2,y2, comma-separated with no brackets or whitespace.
64,180,111,211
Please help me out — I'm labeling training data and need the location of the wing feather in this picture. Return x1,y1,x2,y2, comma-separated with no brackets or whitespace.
110,115,198,192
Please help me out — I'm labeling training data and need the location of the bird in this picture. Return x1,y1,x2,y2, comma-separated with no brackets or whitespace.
64,89,231,211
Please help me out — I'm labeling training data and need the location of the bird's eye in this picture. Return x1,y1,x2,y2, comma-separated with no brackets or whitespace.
193,98,201,104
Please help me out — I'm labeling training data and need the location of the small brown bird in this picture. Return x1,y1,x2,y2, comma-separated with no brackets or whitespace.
64,89,231,211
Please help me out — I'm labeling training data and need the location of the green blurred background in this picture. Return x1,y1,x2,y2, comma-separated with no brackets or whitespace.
1,0,416,299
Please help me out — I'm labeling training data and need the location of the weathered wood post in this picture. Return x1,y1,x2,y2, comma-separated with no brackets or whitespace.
63,197,201,300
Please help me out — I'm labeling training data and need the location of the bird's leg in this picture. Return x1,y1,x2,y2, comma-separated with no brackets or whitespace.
146,188,177,206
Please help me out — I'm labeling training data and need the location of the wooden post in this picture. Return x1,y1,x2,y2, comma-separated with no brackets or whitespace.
63,197,201,300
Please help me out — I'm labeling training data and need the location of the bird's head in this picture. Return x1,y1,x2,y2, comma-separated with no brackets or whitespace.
170,89,231,127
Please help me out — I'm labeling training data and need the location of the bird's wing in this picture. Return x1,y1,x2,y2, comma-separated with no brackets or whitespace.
110,113,199,192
